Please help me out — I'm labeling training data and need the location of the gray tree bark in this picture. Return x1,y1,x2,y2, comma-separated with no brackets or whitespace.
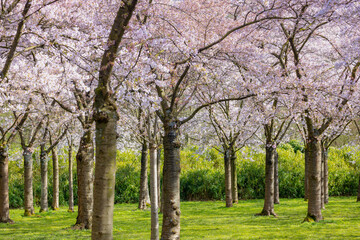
304,136,323,222
23,148,34,216
150,145,159,240
68,142,74,212
51,147,59,210
0,147,12,223
231,149,238,204
257,145,277,216
224,149,233,208
74,127,94,229
40,147,48,212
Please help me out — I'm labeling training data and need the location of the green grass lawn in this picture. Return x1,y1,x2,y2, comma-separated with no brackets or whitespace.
1,197,360,239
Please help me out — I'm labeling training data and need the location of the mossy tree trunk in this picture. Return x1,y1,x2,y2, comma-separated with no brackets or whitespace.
91,1,138,239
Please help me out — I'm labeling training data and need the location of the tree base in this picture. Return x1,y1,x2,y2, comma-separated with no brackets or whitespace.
24,209,35,217
303,213,323,223
0,218,14,224
68,209,74,213
255,209,277,217
39,208,48,213
72,222,91,230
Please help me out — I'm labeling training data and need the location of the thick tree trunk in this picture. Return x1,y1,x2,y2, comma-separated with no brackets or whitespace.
139,142,150,210
52,148,59,210
257,145,277,216
161,124,181,240
157,147,161,211
0,147,12,223
92,111,117,240
224,149,233,208
304,143,309,201
23,147,34,216
274,150,280,204
68,143,74,212
150,145,159,240
74,128,94,229
40,149,48,212
304,137,323,222
323,148,329,204
231,150,238,204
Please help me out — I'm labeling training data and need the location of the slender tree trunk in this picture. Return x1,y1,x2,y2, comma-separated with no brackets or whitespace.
23,147,34,216
323,147,329,204
52,147,59,210
304,143,309,201
304,136,323,222
139,142,150,210
274,150,280,204
68,143,74,212
257,145,277,216
157,147,161,211
150,145,159,240
321,148,325,210
357,175,360,202
161,124,181,240
224,149,232,208
0,146,12,223
74,128,94,229
40,149,48,212
231,149,238,204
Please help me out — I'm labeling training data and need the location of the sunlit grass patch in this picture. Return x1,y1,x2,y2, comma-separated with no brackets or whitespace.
0,197,359,239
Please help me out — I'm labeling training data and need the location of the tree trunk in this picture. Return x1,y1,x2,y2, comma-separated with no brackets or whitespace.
321,149,325,210
157,147,161,211
23,147,34,216
40,149,48,212
161,124,181,240
224,149,232,208
231,149,238,204
150,145,159,240
52,148,59,210
74,128,94,229
274,150,280,204
68,143,74,212
257,145,277,216
304,136,323,222
357,174,360,202
304,143,309,201
323,147,329,204
91,1,137,238
0,147,12,223
139,142,150,210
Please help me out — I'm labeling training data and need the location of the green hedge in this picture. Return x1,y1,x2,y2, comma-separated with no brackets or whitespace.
8,143,360,208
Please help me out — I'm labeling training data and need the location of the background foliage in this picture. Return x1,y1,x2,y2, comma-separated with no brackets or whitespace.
8,141,360,208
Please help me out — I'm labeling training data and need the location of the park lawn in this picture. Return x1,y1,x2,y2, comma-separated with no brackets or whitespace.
0,197,359,239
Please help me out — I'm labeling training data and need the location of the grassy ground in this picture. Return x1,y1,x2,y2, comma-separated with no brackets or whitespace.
1,197,359,239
